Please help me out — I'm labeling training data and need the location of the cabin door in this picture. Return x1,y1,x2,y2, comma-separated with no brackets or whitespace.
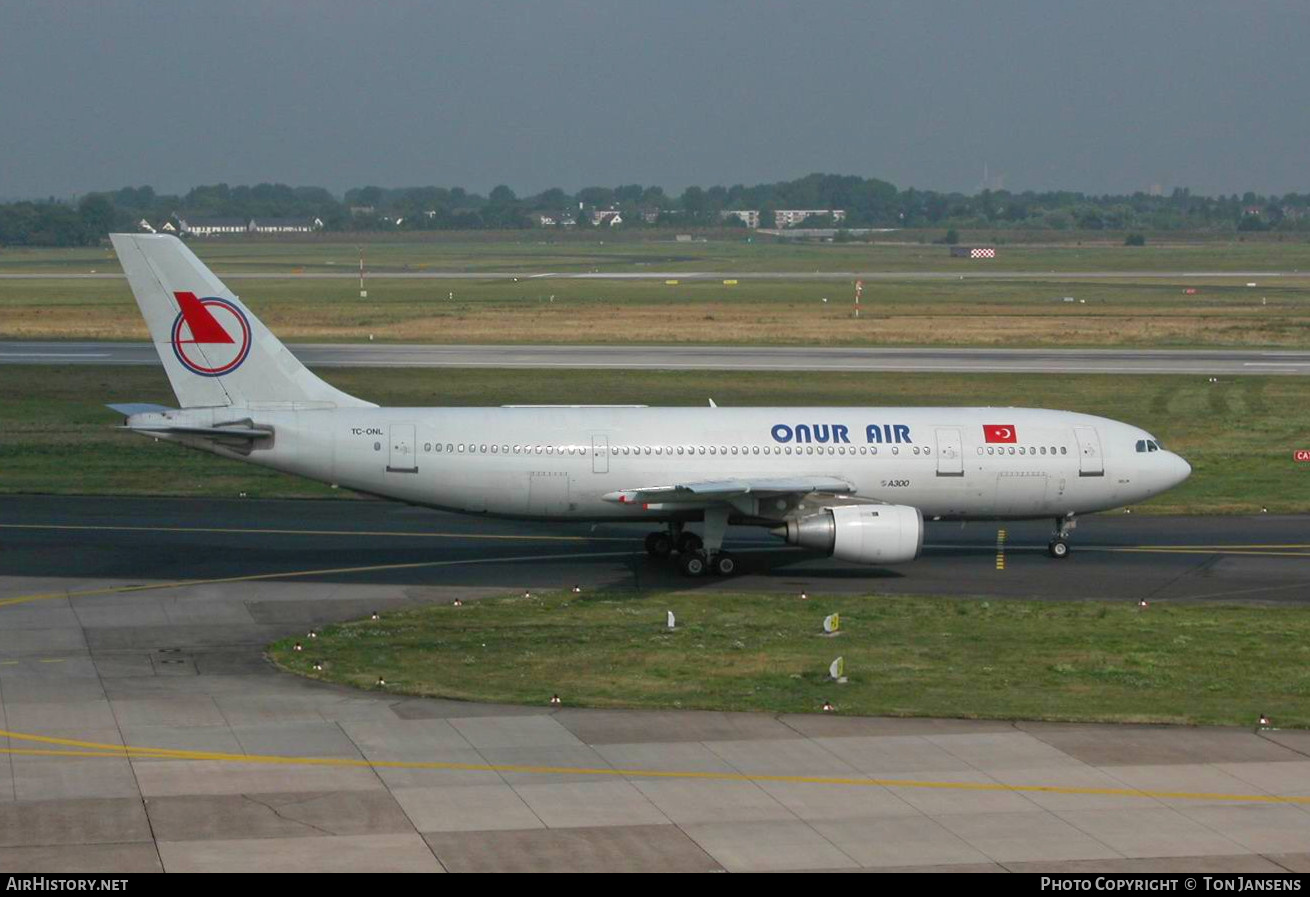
1073,426,1104,477
387,424,418,473
935,427,964,477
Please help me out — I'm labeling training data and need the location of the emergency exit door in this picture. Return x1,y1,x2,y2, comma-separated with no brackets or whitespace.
387,423,418,473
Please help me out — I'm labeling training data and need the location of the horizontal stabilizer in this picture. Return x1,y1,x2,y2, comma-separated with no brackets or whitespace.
119,422,273,439
106,403,171,416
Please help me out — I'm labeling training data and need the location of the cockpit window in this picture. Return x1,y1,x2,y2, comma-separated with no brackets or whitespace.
1136,439,1147,453
1137,438,1164,453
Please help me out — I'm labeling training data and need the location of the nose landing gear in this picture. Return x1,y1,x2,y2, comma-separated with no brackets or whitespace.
1048,515,1076,559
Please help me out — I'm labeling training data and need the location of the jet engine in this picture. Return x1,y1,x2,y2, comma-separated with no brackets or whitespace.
773,504,923,565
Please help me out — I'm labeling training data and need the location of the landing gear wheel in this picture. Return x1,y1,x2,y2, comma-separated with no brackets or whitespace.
1048,538,1070,559
645,532,674,559
675,532,703,555
710,552,737,576
679,551,708,577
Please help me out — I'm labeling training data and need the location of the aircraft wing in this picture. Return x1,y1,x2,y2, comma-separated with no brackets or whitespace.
603,476,854,505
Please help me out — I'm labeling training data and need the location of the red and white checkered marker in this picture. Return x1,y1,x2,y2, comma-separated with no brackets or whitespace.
970,247,996,259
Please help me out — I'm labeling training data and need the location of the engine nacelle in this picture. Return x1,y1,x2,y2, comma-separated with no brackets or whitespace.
774,504,923,565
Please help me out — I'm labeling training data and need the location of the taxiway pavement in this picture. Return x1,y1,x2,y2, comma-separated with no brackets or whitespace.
3,342,1308,375
2,496,1309,872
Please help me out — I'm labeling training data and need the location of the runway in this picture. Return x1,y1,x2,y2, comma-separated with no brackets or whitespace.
4,341,1309,375
2,495,1309,872
0,269,1300,281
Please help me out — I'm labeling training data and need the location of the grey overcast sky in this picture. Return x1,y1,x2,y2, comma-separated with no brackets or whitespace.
2,1,1306,199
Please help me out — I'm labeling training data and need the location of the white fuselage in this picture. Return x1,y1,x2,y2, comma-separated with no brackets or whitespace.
178,404,1191,524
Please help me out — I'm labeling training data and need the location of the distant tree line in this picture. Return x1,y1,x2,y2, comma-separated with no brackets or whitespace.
3,174,1310,246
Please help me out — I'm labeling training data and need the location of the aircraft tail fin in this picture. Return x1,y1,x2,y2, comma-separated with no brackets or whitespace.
110,233,373,409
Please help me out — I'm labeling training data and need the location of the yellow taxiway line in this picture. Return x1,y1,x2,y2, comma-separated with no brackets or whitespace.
0,727,1303,805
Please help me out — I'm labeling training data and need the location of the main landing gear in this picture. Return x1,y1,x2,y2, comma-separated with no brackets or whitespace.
645,511,737,577
1048,515,1076,559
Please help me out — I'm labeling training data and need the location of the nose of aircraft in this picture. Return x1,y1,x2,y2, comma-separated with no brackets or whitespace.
1166,452,1192,488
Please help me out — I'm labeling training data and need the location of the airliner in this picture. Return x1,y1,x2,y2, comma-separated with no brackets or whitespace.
108,234,1191,576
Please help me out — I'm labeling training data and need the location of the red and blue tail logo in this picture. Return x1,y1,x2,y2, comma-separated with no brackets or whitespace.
169,291,251,376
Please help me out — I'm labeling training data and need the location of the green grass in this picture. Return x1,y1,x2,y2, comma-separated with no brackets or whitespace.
2,271,1307,349
267,590,1310,727
6,231,1310,275
1,365,1304,513
4,234,1309,348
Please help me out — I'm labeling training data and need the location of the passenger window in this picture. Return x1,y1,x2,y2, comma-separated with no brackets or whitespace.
1060,446,1067,454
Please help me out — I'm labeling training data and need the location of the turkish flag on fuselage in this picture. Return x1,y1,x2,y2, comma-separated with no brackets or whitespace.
983,424,1017,443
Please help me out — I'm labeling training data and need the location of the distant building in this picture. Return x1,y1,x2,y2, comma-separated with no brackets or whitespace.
250,217,324,234
640,207,661,224
775,209,846,228
719,210,760,228
590,209,623,226
136,219,156,233
178,217,251,236
176,216,323,236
